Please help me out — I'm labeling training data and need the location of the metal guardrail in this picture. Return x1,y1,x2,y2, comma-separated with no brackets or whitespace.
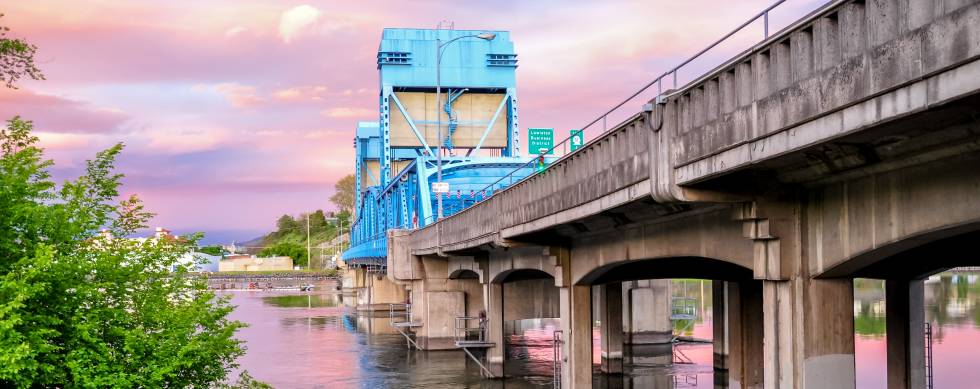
388,303,422,350
457,0,796,205
388,303,412,326
454,316,487,343
671,297,698,320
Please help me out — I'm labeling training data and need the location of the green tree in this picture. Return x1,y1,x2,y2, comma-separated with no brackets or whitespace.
258,241,307,267
0,14,44,88
0,117,246,387
216,371,274,389
335,210,351,229
329,174,355,214
309,209,327,231
274,214,298,235
199,245,225,256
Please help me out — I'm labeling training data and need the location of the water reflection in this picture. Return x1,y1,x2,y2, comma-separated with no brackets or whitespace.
854,270,980,389
263,294,340,308
504,319,561,384
228,281,551,388
590,280,715,389
221,275,980,388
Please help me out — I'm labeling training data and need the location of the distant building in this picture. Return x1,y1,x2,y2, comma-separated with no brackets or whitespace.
218,255,293,272
96,226,220,272
177,252,221,273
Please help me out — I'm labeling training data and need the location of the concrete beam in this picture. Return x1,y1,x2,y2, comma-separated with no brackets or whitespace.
388,229,423,282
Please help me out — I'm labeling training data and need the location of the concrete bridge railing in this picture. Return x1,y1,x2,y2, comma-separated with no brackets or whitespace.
660,0,980,191
411,113,651,254
413,0,980,257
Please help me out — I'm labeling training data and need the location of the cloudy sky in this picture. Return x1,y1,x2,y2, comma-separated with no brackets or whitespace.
3,0,825,243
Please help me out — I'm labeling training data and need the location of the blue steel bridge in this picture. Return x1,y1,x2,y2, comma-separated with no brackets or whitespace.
342,28,549,267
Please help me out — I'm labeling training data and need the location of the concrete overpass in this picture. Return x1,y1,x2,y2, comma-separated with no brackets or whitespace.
349,1,980,388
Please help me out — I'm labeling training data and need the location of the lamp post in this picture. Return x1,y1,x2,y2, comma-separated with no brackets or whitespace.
435,31,496,220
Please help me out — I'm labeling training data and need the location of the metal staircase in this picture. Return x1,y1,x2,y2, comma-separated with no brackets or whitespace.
670,296,698,339
552,330,563,389
454,316,496,378
925,322,934,389
388,303,421,350
443,89,466,153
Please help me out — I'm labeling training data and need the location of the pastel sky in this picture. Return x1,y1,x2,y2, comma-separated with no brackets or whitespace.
3,0,826,243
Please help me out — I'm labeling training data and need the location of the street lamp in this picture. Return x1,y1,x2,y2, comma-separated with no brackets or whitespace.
435,31,496,220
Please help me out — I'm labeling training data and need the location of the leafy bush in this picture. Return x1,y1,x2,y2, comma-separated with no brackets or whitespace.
0,117,246,388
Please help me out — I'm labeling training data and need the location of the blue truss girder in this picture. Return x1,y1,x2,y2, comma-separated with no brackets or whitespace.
344,28,527,266
343,156,551,263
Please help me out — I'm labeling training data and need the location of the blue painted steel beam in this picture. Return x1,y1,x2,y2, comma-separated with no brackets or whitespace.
345,28,534,265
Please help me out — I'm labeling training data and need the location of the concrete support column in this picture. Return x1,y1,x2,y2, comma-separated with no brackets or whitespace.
762,278,855,389
486,282,505,378
598,282,624,374
713,281,731,388
625,279,673,344
713,280,765,389
560,285,592,389
886,280,926,389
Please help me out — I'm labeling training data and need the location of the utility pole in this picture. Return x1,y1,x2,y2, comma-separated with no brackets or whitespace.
434,32,496,221
306,214,311,270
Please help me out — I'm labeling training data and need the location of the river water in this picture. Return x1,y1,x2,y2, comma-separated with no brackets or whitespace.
224,272,980,388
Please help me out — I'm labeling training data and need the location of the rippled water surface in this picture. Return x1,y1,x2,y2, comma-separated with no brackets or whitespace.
225,274,980,388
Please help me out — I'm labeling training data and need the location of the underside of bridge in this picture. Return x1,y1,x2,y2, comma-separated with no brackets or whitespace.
373,0,980,388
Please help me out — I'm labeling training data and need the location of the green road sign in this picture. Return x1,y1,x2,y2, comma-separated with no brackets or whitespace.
569,129,584,152
528,128,554,155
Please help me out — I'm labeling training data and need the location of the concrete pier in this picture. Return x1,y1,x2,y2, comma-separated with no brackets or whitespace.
713,280,765,389
598,282,624,374
485,281,505,377
624,280,672,345
886,280,926,389
559,285,592,389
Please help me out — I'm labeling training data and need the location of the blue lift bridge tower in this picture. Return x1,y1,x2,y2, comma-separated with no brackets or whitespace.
342,28,544,269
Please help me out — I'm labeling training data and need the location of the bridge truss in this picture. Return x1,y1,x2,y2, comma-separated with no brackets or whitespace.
343,28,548,269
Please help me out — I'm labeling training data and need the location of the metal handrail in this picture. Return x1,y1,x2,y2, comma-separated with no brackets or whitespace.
456,0,796,205
388,303,412,325
454,316,487,342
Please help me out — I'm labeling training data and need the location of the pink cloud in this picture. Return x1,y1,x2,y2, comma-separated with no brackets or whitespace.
212,83,265,108
278,5,321,43
0,88,128,134
271,85,329,102
2,0,828,237
320,107,375,118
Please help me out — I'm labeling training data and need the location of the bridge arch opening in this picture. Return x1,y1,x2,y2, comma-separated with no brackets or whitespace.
835,224,980,388
823,223,980,280
493,268,554,284
568,255,762,387
448,268,480,280
483,267,560,379
577,256,754,285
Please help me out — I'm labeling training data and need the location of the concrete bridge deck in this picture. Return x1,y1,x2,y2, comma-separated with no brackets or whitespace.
348,1,980,388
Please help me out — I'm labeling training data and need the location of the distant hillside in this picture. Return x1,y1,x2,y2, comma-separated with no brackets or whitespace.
236,235,265,255
247,210,350,268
